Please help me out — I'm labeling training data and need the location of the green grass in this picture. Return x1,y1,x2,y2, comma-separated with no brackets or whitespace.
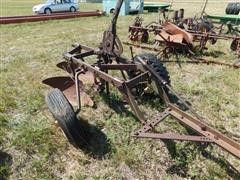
1,0,240,179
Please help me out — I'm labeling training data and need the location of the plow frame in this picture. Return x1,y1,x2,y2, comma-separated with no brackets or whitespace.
45,0,240,160
59,42,240,159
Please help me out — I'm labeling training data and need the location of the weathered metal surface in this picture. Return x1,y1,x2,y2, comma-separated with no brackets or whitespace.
169,104,240,158
42,76,94,107
128,16,240,54
0,11,105,24
55,41,240,158
162,21,193,44
44,0,240,160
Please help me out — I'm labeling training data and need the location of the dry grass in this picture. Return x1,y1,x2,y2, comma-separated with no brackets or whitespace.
0,0,240,179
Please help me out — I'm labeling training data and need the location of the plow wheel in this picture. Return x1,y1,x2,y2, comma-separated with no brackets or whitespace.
46,88,86,148
130,53,170,95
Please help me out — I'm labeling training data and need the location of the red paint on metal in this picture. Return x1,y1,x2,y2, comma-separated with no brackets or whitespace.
0,11,105,24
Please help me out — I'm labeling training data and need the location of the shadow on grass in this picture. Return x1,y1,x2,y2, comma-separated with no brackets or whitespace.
74,92,163,158
137,93,166,110
73,118,111,159
199,148,240,179
159,50,229,68
100,93,138,120
0,151,12,180
163,140,240,178
202,50,225,58
164,140,189,177
136,90,191,112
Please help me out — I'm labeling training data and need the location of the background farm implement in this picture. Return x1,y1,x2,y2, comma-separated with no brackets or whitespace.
127,13,240,67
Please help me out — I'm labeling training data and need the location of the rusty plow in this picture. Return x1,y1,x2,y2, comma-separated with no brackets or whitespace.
43,0,240,160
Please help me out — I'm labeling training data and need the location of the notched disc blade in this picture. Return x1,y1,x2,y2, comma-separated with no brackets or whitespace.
42,76,94,107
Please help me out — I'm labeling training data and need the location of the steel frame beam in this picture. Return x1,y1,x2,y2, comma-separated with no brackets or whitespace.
62,44,240,159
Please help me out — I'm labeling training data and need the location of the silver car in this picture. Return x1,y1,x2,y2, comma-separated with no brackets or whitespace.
32,0,79,14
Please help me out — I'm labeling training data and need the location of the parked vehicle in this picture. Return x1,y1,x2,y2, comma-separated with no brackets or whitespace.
32,0,79,14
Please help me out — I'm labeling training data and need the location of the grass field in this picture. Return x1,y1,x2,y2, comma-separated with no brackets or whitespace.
1,0,240,179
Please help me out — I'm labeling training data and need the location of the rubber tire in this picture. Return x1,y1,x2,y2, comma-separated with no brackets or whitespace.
234,3,240,15
44,8,52,14
45,88,81,147
115,35,123,55
110,8,115,13
226,3,240,15
225,3,232,14
133,53,170,85
227,3,235,14
130,54,170,96
70,6,76,12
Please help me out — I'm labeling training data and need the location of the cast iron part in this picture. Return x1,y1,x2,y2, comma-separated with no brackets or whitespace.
44,0,240,159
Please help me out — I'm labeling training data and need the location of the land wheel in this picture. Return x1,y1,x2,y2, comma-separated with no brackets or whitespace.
46,88,84,148
130,54,170,95
44,8,52,15
70,6,76,12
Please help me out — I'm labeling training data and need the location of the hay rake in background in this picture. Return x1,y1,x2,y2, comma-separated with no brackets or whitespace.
127,8,240,67
43,0,240,159
128,14,240,52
